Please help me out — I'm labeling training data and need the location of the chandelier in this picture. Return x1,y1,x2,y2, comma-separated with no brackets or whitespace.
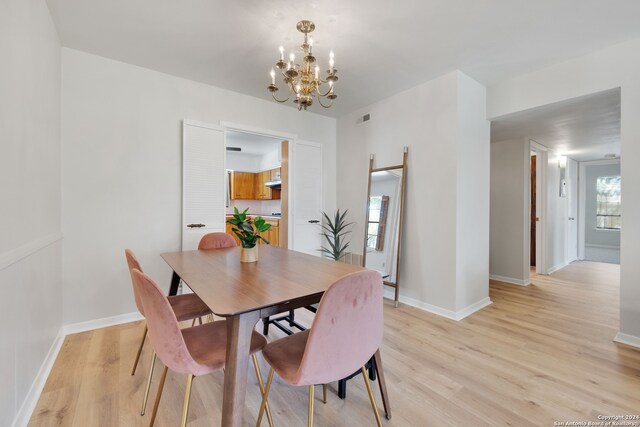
268,20,338,110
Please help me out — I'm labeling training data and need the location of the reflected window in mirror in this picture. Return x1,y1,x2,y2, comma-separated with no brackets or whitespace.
367,195,389,251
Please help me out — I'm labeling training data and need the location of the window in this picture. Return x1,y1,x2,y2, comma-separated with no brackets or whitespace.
596,175,621,230
367,195,389,251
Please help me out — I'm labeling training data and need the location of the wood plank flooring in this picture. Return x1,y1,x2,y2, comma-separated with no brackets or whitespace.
29,261,640,426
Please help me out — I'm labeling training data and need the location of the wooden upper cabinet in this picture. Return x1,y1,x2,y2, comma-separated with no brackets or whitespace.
256,170,272,200
230,171,255,200
270,167,281,182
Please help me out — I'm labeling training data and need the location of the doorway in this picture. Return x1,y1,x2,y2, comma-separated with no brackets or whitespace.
529,142,547,275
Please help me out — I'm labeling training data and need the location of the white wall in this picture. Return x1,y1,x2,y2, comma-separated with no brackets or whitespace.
337,70,490,317
489,139,529,284
584,162,621,247
487,38,640,340
0,0,62,424
226,152,260,172
61,48,336,324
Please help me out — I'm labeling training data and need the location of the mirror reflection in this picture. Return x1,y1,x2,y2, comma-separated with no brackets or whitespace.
364,169,403,284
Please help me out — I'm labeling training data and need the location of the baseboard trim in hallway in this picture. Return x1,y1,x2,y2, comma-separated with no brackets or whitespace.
614,332,640,349
489,274,530,286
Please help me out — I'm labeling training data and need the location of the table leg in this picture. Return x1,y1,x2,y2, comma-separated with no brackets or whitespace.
373,349,391,420
222,311,259,427
168,271,180,296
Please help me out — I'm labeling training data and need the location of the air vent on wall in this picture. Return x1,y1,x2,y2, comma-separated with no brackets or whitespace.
356,113,371,125
226,147,241,152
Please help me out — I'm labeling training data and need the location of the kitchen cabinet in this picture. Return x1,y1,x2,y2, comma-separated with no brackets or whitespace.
230,171,255,200
256,170,272,200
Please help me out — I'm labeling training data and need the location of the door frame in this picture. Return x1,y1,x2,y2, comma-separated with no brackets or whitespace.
565,158,579,263
577,158,621,260
529,140,548,275
220,121,298,248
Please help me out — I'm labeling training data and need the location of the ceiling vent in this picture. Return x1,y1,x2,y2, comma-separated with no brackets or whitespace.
226,147,241,152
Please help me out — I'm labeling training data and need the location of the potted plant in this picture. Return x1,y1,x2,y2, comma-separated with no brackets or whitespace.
319,209,354,261
226,208,272,263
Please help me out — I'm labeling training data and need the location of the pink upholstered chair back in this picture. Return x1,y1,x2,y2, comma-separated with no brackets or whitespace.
294,270,384,386
131,268,204,375
125,249,145,316
198,232,237,250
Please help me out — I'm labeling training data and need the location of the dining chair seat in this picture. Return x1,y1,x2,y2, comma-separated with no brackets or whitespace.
169,293,213,322
181,320,267,376
261,330,309,384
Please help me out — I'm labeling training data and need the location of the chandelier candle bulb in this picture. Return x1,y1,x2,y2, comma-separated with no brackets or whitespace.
270,69,275,84
279,46,284,61
315,65,319,80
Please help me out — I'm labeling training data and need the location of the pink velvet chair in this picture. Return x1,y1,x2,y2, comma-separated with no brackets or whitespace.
125,249,213,415
198,232,237,250
256,270,385,427
131,268,274,427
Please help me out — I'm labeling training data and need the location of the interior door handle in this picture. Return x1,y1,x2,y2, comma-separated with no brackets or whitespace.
187,223,206,228
308,220,320,224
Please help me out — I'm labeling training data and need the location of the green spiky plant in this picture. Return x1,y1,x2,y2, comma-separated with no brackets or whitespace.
319,209,354,261
226,208,272,248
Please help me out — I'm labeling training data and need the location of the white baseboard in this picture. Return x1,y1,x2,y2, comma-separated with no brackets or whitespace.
547,262,568,274
586,244,620,249
455,298,493,320
384,290,492,321
11,331,65,427
12,311,142,427
489,274,530,286
614,332,640,349
61,311,143,336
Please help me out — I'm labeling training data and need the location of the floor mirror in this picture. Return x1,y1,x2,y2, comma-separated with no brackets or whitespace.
362,147,408,307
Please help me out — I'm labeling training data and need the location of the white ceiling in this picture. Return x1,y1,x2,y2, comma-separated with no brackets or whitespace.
45,0,640,117
490,88,621,162
225,130,281,156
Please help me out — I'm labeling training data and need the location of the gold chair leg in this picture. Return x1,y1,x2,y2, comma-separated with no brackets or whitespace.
141,352,157,415
322,384,327,404
132,325,148,376
252,355,274,427
308,385,314,427
256,368,274,427
180,374,195,427
148,365,168,427
361,366,383,427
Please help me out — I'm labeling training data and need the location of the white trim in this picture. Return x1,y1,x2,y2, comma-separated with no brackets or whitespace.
182,118,222,131
384,290,492,321
11,331,65,427
489,274,530,286
614,332,640,349
581,159,620,167
0,232,63,271
547,261,569,274
220,121,298,142
455,298,493,321
585,243,620,249
11,312,143,427
61,311,143,336
578,161,587,259
530,140,549,152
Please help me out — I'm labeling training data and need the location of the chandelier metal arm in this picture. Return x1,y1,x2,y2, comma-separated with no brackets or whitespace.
317,95,333,109
270,90,290,103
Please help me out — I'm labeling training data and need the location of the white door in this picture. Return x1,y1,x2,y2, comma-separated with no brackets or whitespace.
566,158,579,262
182,120,226,250
292,140,323,256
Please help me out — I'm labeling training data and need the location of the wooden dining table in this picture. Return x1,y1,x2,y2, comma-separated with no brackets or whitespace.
161,244,391,426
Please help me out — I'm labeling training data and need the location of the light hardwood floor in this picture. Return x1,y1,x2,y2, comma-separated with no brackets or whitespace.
29,261,640,426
